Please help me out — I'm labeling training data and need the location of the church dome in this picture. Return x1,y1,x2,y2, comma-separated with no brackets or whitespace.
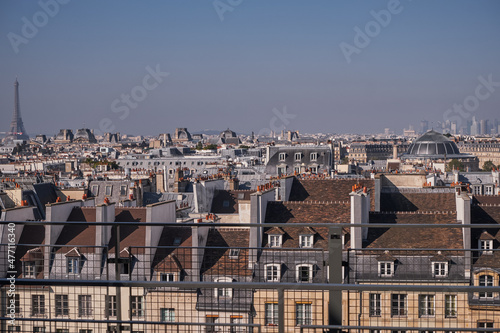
405,130,461,158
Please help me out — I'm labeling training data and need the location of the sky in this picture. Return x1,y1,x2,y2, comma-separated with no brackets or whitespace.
1,0,500,137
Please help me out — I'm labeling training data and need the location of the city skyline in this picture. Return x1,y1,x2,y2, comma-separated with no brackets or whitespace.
1,1,500,136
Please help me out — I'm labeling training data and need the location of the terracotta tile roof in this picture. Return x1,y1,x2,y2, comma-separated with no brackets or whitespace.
153,227,193,271
473,195,500,205
471,205,500,269
264,201,350,249
365,212,463,252
211,190,255,214
201,229,252,277
67,207,96,222
288,178,375,209
380,192,456,212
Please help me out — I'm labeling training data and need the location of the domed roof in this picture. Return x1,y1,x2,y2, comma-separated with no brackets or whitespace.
405,130,461,157
220,128,237,138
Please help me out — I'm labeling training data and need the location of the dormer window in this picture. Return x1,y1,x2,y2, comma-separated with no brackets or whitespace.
215,277,233,298
67,258,80,274
310,153,318,161
480,239,493,255
160,273,175,282
228,249,240,259
378,262,394,277
295,153,302,161
296,264,313,282
268,235,282,248
23,261,36,278
432,262,448,278
478,274,494,299
279,153,286,161
299,235,313,248
265,264,281,282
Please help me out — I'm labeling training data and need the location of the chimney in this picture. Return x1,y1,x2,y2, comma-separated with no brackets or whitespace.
455,186,471,278
350,187,370,250
453,170,460,183
392,144,398,159
145,200,176,273
95,202,115,257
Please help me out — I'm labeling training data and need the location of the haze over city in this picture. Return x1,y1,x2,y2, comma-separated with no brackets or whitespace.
1,0,500,136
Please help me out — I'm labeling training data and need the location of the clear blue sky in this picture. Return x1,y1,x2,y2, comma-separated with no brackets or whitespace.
1,0,499,136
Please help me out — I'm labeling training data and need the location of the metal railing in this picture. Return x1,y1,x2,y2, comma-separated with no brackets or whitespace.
1,221,500,333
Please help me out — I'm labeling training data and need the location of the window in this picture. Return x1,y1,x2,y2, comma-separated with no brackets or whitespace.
445,295,457,318
391,294,407,317
477,321,493,333
173,237,182,246
310,166,317,174
297,264,313,282
31,295,45,316
279,153,286,161
78,295,92,317
33,328,45,333
160,273,175,282
79,330,92,333
230,317,244,333
131,296,144,317
229,249,240,259
265,303,278,326
7,327,20,333
268,235,282,248
295,153,302,161
265,264,280,282
56,330,69,333
91,185,99,196
295,303,312,325
11,294,20,314
120,261,130,275
55,294,69,316
479,275,494,298
419,295,435,317
480,240,493,254
67,257,80,274
23,261,35,278
433,262,448,277
161,308,175,322
485,186,493,195
105,185,113,196
215,277,233,298
120,185,127,196
106,295,117,317
379,262,394,277
299,235,313,248
310,153,318,161
369,293,381,316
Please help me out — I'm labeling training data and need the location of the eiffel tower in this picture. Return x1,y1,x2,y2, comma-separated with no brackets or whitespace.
4,78,29,143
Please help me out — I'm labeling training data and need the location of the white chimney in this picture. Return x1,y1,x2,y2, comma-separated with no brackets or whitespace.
350,187,370,250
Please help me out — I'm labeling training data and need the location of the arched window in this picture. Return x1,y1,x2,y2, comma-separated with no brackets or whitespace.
215,277,233,298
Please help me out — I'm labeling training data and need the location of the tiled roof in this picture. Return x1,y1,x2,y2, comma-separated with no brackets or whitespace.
366,212,462,251
211,190,255,214
380,192,456,212
288,178,375,209
473,195,500,205
153,227,193,271
264,201,351,249
201,229,252,277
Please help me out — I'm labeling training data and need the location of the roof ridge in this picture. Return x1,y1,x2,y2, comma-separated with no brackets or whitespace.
279,200,350,205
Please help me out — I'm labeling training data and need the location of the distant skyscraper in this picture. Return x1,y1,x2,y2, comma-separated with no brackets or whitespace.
480,119,488,135
4,78,29,143
420,120,429,134
450,121,457,135
470,117,479,136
